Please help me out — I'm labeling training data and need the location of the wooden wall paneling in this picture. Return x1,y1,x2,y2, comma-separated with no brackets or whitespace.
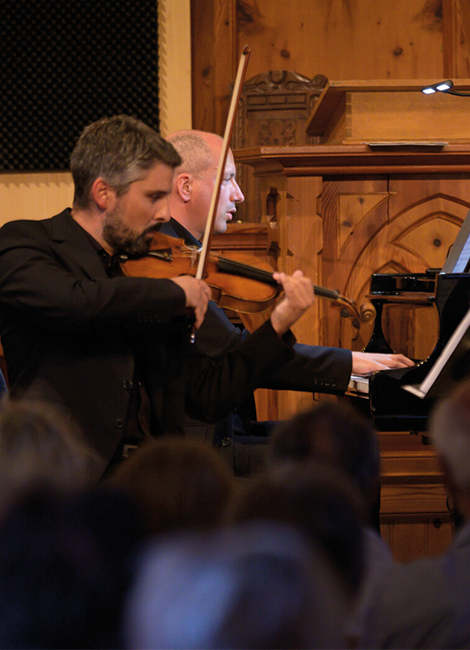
381,514,454,563
238,0,444,81
190,0,239,133
248,169,325,419
379,176,470,357
280,175,324,417
233,149,470,563
320,176,390,351
444,0,470,77
157,0,192,135
190,0,466,133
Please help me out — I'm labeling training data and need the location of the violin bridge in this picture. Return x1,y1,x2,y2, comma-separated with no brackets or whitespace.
189,247,198,269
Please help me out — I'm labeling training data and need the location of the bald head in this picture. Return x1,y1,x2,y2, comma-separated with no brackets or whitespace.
166,130,244,241
167,131,222,178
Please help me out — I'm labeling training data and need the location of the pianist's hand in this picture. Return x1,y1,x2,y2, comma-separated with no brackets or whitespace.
351,352,415,376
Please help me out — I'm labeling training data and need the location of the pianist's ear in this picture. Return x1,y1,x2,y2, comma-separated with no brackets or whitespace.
176,173,193,203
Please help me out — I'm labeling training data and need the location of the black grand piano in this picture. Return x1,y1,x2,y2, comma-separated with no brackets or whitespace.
351,209,470,432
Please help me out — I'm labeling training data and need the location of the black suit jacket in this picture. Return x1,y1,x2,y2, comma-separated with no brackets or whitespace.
159,219,353,473
0,210,297,479
0,210,192,479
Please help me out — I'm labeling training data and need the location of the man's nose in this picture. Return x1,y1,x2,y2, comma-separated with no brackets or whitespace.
156,198,171,222
231,180,244,203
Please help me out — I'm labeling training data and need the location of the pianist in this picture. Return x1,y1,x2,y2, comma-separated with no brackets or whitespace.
158,129,414,477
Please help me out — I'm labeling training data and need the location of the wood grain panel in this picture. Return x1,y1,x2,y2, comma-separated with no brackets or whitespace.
191,0,238,133
239,1,443,83
321,177,390,350
446,0,470,77
248,172,324,419
381,515,454,563
190,0,470,133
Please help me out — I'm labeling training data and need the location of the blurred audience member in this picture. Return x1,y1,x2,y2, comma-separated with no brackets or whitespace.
270,401,381,527
227,460,365,600
363,378,470,648
108,437,236,537
0,398,98,512
269,401,394,647
124,521,350,649
0,485,144,649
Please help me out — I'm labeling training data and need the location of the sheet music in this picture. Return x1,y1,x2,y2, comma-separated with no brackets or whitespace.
441,208,470,273
452,237,470,273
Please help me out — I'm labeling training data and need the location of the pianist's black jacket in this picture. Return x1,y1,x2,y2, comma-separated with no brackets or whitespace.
159,218,353,475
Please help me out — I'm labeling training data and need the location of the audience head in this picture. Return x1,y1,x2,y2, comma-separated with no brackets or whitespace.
0,397,98,506
227,461,365,599
0,485,144,649
124,521,350,649
108,437,236,537
430,378,470,517
70,114,181,210
270,401,380,513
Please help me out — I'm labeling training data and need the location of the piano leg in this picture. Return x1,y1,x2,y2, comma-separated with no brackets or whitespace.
363,299,395,354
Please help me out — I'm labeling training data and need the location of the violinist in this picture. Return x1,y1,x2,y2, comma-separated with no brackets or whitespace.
161,130,415,476
0,115,214,482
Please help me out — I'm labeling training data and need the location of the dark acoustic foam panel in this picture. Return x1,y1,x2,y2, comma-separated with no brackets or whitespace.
0,0,160,171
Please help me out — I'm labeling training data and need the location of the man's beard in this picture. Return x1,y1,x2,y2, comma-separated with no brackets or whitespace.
102,204,156,257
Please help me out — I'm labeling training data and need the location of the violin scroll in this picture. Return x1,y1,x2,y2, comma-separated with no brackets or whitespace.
329,293,376,330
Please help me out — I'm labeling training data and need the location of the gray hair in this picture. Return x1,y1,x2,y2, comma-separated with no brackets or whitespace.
167,131,216,178
430,379,470,490
70,115,182,209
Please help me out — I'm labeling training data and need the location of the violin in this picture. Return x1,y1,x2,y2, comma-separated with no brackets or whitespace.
119,231,376,328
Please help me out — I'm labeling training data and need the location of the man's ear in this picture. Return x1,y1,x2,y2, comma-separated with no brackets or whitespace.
91,178,115,210
176,173,193,203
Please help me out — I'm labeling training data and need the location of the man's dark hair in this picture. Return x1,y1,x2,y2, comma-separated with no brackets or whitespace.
70,114,181,209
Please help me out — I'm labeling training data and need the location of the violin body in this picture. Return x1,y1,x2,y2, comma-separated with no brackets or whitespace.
120,232,281,314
